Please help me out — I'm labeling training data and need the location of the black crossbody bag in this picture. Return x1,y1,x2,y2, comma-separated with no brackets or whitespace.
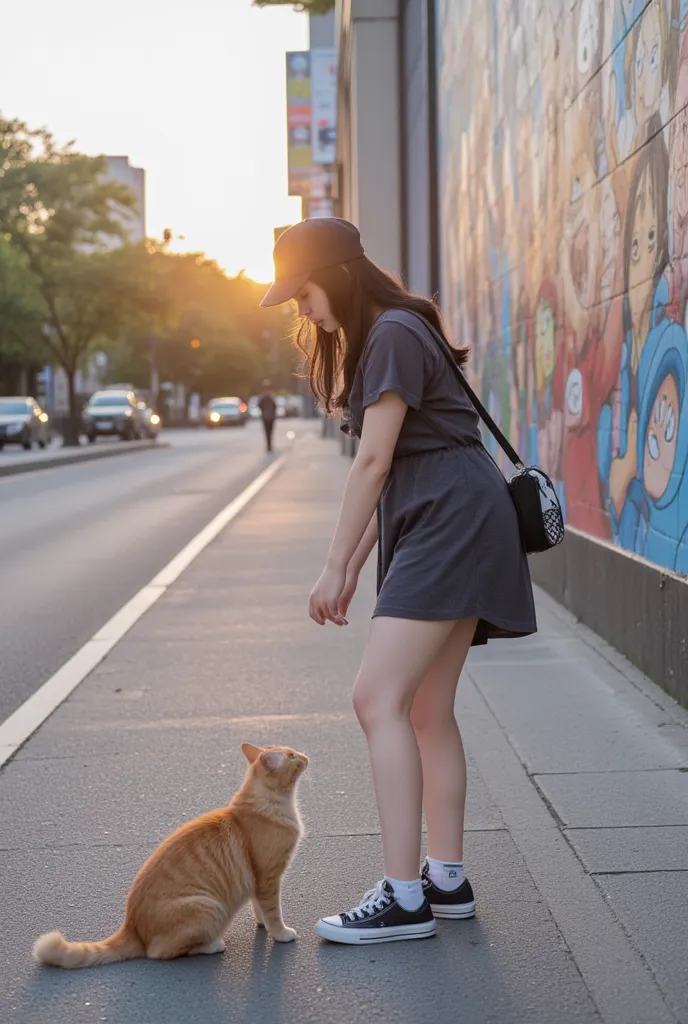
408,313,565,554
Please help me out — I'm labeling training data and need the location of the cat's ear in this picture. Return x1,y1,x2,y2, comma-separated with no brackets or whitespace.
259,750,286,772
242,743,264,763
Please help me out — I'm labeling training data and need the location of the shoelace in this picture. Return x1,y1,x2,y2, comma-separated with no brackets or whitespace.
344,880,392,921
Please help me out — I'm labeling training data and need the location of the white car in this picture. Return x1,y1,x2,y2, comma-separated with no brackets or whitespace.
0,397,52,450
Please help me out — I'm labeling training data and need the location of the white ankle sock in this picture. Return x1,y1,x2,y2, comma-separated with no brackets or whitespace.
385,876,424,911
426,857,465,891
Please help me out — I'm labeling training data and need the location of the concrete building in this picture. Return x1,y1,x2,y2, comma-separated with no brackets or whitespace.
334,0,688,706
335,0,403,277
309,9,335,48
104,155,146,244
49,157,146,412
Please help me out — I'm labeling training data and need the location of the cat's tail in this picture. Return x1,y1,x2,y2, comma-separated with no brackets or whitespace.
33,925,143,969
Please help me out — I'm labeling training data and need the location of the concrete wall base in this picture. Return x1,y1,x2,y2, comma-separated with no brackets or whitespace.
529,529,688,709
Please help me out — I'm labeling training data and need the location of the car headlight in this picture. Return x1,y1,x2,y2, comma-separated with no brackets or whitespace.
210,411,221,422
6,421,25,434
150,414,161,425
124,408,132,417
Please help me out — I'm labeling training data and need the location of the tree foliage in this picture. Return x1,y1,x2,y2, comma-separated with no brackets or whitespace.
130,252,295,401
0,238,44,366
252,0,334,14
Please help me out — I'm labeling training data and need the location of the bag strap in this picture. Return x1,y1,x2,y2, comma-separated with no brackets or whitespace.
404,311,525,470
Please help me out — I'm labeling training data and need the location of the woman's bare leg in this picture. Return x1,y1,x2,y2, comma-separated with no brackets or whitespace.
410,618,478,863
352,616,461,881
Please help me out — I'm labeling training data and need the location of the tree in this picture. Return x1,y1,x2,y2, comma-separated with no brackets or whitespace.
252,0,334,14
0,115,154,441
0,238,46,391
139,251,297,404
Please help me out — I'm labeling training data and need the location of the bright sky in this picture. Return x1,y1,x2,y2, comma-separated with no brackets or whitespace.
0,0,308,282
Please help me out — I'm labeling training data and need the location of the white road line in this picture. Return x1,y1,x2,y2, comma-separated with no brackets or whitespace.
0,456,285,771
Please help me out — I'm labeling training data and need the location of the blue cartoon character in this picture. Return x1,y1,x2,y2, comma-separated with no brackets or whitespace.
615,314,688,572
598,122,670,526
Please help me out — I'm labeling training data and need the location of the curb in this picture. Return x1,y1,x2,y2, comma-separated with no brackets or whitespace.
0,440,170,478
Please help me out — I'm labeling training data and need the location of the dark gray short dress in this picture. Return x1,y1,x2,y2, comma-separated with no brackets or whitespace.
343,309,537,646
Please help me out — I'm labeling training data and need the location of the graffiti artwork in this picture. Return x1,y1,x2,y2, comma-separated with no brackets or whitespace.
436,0,688,574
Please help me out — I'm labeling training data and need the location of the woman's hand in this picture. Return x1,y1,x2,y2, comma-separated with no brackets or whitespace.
338,565,360,618
309,565,348,626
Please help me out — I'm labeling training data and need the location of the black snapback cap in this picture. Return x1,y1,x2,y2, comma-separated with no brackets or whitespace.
260,217,364,307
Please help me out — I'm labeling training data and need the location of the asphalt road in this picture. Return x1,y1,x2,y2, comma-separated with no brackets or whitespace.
0,422,297,723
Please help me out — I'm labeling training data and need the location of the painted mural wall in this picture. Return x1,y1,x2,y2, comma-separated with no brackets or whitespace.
436,0,688,575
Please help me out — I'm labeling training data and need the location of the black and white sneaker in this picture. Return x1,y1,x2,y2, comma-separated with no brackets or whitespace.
314,879,436,945
421,860,476,919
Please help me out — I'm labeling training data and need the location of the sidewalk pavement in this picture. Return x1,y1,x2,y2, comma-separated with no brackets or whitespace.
1,428,687,1024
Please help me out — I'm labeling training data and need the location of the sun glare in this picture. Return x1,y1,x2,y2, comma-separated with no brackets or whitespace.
0,0,309,283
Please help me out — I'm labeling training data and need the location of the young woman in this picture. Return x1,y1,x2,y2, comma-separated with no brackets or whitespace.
261,218,537,945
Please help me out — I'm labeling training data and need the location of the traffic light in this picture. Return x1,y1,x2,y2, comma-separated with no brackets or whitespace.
190,338,201,349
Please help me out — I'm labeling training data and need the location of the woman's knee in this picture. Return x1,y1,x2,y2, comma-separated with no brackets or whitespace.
352,673,411,731
352,675,380,730
410,693,456,736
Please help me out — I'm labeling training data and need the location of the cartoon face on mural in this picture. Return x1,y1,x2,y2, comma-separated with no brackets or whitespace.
643,371,680,497
635,4,663,117
624,1,672,143
624,124,669,370
436,0,688,575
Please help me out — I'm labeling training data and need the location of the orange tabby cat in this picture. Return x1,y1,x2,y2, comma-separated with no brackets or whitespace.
33,743,308,968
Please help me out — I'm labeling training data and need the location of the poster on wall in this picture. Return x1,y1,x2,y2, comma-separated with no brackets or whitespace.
286,49,337,197
286,51,313,196
434,0,688,575
310,47,337,165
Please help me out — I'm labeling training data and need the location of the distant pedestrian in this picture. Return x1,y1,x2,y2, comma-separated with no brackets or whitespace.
261,218,537,945
258,380,277,453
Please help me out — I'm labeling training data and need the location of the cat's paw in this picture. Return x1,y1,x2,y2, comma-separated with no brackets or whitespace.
272,927,297,943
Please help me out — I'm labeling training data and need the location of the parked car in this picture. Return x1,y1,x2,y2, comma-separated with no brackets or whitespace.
205,397,248,428
0,397,52,451
82,390,145,441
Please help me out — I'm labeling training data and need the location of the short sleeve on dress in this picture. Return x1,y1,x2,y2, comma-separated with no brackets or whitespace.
361,318,425,411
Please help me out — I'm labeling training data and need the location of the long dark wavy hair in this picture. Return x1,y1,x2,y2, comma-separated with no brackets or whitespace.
295,256,469,414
